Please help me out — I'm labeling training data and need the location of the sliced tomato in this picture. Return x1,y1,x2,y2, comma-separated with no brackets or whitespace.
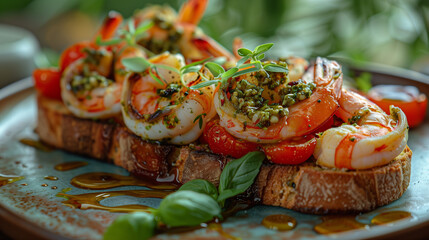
203,119,258,158
33,68,62,100
261,135,316,165
59,41,93,72
367,85,427,128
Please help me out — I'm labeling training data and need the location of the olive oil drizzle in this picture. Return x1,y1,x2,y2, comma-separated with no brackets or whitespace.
371,211,412,225
19,138,52,152
57,189,172,213
208,223,241,240
71,172,178,190
314,216,367,234
54,161,88,171
0,174,24,187
262,214,297,231
44,176,59,181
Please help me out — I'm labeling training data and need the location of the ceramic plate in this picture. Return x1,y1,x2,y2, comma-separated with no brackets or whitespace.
1,65,429,239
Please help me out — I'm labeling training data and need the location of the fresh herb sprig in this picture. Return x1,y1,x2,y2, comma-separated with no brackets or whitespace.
103,151,265,240
121,56,214,87
121,57,180,85
190,43,288,90
193,113,207,129
96,20,154,47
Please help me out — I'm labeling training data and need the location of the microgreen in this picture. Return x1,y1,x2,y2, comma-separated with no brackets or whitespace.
96,20,154,47
121,56,180,85
193,113,207,129
190,43,288,90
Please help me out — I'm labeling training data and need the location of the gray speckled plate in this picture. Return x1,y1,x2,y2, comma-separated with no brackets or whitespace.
1,66,429,240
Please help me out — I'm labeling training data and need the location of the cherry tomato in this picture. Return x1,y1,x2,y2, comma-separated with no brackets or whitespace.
261,135,316,165
33,68,62,100
95,11,123,41
203,119,258,158
367,85,427,128
59,41,93,72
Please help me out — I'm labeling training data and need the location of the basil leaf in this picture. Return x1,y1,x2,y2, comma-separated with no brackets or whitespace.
237,48,252,57
254,43,274,54
237,55,250,66
217,151,265,204
190,80,220,89
158,190,221,227
103,212,156,240
179,179,218,200
264,64,289,73
221,67,239,79
205,62,225,77
122,57,151,72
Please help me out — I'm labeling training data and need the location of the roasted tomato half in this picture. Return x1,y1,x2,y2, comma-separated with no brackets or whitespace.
33,68,62,100
203,119,258,158
367,85,427,127
261,135,317,165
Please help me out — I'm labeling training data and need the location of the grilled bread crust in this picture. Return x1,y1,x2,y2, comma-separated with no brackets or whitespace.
36,95,411,214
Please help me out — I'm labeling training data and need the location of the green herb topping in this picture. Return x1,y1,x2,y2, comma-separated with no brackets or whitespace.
70,68,113,95
230,79,288,128
157,83,182,98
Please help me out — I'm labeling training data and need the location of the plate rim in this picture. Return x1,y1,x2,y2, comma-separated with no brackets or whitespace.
1,66,429,239
0,77,72,240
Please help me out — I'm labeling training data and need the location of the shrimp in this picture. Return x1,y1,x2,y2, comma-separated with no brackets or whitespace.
121,53,216,144
314,89,408,169
61,47,122,118
61,44,146,119
281,56,310,82
133,0,236,64
213,57,343,143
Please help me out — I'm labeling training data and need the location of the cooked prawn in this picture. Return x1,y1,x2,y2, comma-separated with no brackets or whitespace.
61,44,146,119
314,89,408,169
61,48,121,118
133,0,236,65
121,53,216,144
213,57,342,143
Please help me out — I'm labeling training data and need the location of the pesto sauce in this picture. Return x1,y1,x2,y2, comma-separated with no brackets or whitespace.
157,83,182,98
163,114,179,129
70,69,113,95
227,70,317,129
137,14,183,54
229,79,288,128
348,107,370,124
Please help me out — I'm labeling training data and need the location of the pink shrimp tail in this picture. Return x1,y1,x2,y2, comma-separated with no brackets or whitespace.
177,0,208,26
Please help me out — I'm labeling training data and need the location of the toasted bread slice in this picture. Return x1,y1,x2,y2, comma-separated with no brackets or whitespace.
35,95,412,214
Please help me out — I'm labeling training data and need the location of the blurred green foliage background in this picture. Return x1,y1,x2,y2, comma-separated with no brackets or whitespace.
1,0,428,73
